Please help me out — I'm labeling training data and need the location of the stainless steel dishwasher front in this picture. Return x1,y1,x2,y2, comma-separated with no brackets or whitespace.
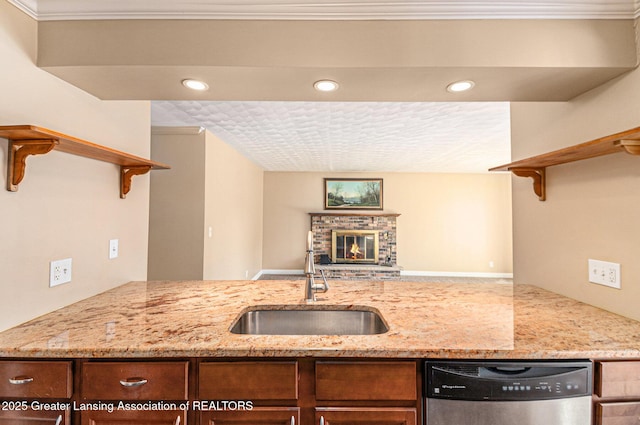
425,360,592,425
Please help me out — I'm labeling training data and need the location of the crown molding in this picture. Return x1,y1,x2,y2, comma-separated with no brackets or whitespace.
7,0,640,21
6,0,38,19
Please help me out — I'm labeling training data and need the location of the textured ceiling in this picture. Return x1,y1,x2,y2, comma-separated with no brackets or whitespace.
151,101,510,173
9,0,640,20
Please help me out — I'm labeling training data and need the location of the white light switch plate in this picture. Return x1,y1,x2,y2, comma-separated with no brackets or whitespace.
109,239,119,259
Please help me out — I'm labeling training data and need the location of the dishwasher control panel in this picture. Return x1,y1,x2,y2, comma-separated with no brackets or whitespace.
426,360,592,401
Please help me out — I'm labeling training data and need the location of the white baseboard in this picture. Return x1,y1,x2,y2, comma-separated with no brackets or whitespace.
259,269,304,276
401,270,513,279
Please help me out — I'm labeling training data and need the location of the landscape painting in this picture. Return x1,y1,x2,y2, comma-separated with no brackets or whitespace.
324,178,383,210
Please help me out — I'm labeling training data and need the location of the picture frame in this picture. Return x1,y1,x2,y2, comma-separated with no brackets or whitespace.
324,178,383,210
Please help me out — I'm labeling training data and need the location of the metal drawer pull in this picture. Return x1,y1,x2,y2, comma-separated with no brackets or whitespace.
174,415,181,425
54,414,62,425
9,376,34,385
119,377,148,387
290,416,295,425
320,415,325,425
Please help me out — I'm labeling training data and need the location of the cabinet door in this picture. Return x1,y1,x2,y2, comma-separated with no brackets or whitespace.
80,409,185,425
316,361,416,401
597,401,640,425
0,361,72,399
201,407,300,425
596,361,640,398
316,407,417,425
0,410,69,425
81,362,188,401
199,362,298,402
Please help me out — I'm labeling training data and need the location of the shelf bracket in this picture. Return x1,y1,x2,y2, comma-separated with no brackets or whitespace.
120,165,152,199
6,139,58,192
510,167,546,201
617,139,640,155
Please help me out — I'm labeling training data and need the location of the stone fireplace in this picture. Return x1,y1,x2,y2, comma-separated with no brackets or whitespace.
309,212,400,280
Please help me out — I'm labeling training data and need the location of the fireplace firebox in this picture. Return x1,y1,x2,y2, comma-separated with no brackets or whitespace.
331,230,379,264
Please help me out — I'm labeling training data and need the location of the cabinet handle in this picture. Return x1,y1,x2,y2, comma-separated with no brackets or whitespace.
290,416,295,425
8,376,34,385
320,415,325,425
119,377,148,387
174,415,181,425
54,414,62,425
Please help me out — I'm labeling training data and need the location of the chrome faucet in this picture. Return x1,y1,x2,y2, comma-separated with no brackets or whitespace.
304,231,329,302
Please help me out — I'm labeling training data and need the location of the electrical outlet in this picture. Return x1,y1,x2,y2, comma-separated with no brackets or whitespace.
109,239,119,259
49,258,72,287
588,259,621,289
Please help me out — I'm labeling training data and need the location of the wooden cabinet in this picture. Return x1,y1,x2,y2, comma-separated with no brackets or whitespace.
79,361,188,425
315,361,416,402
198,361,299,424
595,361,640,425
314,361,418,425
199,361,298,402
315,407,416,425
0,361,73,425
0,358,420,424
198,360,418,425
201,407,300,425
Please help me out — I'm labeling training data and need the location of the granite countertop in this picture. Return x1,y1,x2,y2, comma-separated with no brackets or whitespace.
0,280,639,359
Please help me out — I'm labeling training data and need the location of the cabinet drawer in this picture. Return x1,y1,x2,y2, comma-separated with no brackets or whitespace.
81,362,188,400
200,407,300,425
199,361,298,401
316,361,417,401
79,408,185,425
316,407,417,425
0,409,70,425
0,361,72,399
597,401,640,425
597,361,640,398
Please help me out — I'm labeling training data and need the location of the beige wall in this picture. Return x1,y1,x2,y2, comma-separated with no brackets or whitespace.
0,1,151,331
511,43,640,320
263,172,512,275
148,128,206,280
204,131,264,280
148,128,264,281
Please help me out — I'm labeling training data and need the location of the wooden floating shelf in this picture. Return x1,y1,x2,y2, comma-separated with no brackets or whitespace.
1,125,170,198
490,126,640,201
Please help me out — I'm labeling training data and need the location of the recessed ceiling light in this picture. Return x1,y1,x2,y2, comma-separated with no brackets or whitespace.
314,80,339,92
447,80,475,93
182,79,209,91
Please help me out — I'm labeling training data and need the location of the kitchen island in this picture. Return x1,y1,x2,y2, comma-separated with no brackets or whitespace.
0,280,639,359
2,280,640,425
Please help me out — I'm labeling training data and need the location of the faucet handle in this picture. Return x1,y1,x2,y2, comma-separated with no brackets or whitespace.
311,269,329,293
320,269,329,291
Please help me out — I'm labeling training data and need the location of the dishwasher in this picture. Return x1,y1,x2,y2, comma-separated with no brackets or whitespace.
425,360,592,425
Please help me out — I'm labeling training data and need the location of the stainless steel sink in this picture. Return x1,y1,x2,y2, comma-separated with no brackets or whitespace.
230,306,389,335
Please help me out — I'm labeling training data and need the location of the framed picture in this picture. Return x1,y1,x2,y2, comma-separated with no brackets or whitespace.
324,178,383,210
